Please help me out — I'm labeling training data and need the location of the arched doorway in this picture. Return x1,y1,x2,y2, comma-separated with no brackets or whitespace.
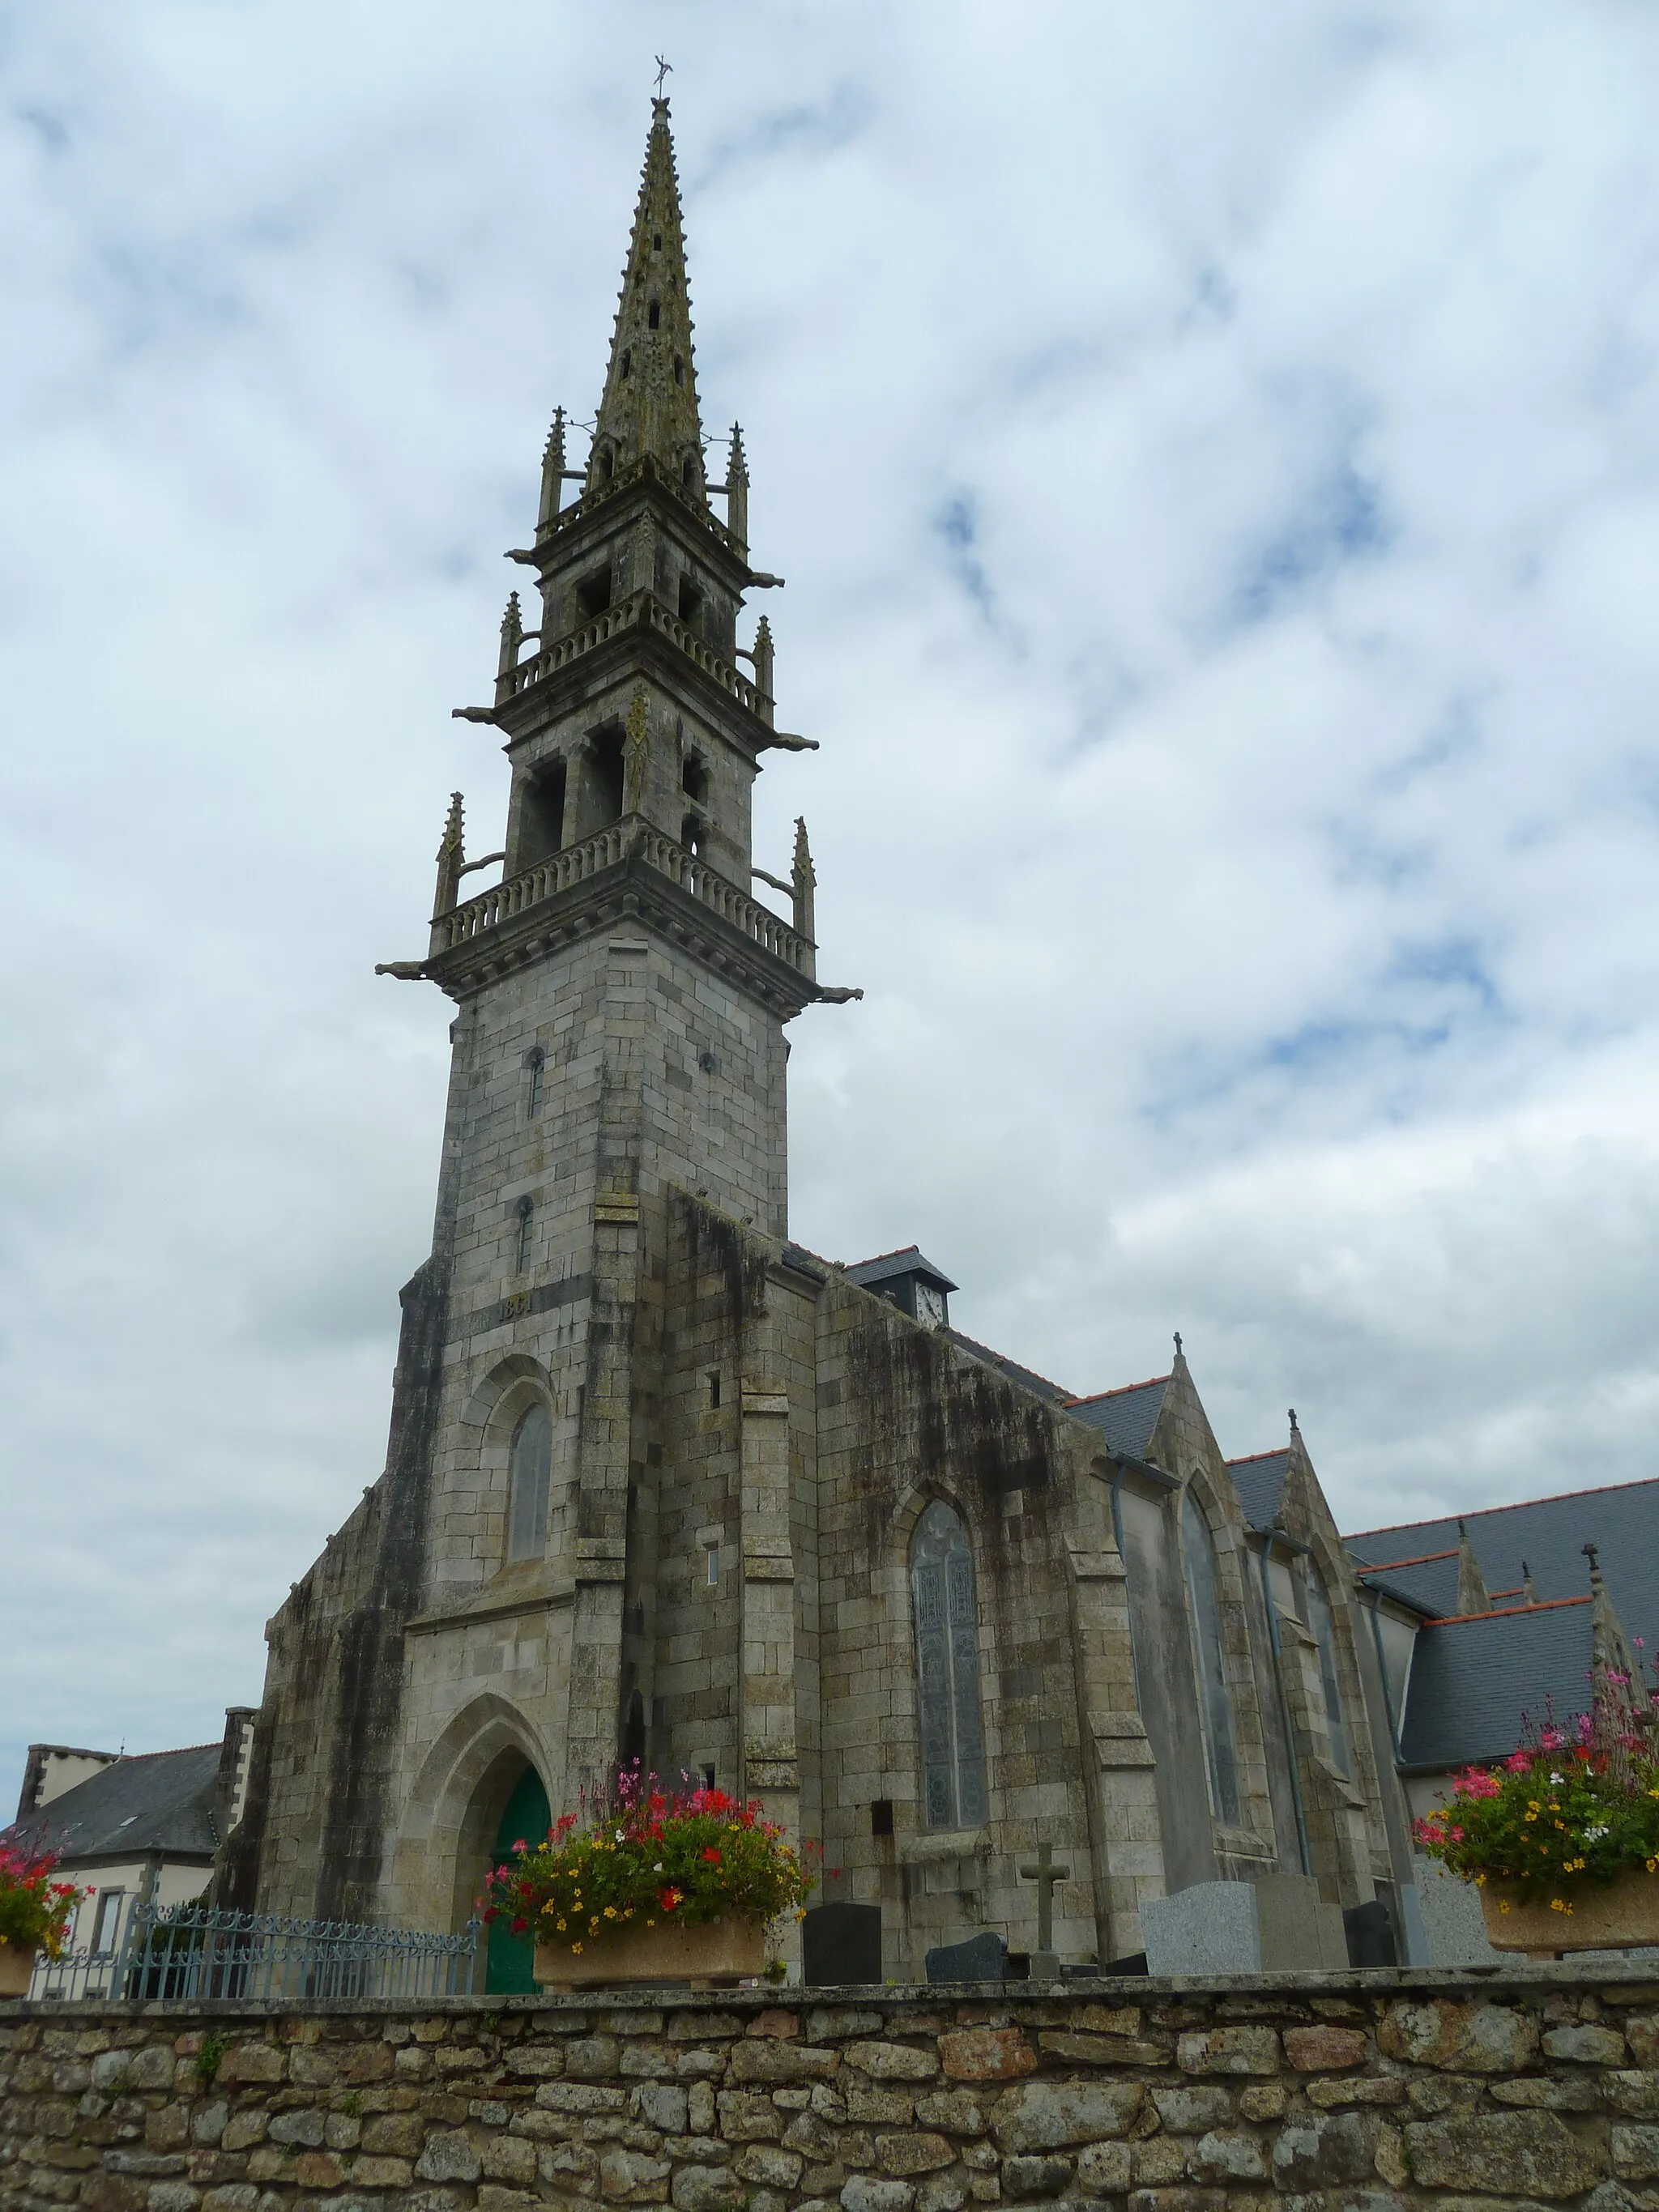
485,1764,551,1994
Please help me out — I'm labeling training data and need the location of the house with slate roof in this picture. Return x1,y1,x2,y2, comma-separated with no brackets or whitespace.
5,1711,255,1967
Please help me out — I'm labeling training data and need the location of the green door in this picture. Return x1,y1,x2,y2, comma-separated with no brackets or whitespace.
485,1765,552,1994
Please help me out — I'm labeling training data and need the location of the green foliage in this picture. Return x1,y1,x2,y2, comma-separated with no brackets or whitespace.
193,2034,227,2091
1416,1699,1659,1907
483,1773,814,1960
340,2092,363,2119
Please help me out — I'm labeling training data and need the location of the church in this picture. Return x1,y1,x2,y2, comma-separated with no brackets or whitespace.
215,99,1650,1989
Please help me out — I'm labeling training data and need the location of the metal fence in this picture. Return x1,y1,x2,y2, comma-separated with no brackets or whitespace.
28,1900,481,2003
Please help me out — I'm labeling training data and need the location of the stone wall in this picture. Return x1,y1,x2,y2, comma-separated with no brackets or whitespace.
7,1971,1659,2212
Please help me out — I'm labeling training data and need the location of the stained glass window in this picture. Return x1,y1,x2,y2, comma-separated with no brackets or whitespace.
1181,1487,1242,1826
508,1401,552,1561
1304,1565,1352,1777
911,1500,988,1830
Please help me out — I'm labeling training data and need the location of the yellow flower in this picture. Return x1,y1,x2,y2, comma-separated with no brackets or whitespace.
572,1942,583,1954
556,1919,566,1933
604,1907,617,1919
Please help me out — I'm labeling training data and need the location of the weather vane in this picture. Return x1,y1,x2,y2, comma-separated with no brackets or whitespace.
654,54,672,96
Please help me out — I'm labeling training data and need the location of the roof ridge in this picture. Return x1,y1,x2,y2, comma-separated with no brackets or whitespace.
946,1328,1071,1400
1346,1474,1659,1541
1433,1595,1592,1626
1064,1373,1171,1409
1226,1447,1289,1468
846,1242,923,1269
1354,1546,1461,1575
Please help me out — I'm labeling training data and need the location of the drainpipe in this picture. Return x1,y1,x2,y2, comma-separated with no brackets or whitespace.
1258,1526,1312,1877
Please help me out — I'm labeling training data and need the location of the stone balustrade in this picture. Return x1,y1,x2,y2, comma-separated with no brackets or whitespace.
435,822,813,978
497,595,768,725
6,1971,1659,2212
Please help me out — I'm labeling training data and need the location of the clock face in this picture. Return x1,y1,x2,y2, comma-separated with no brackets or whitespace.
915,1281,946,1328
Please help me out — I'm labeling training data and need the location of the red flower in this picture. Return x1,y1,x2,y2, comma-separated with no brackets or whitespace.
701,1847,722,1863
658,1886,683,1912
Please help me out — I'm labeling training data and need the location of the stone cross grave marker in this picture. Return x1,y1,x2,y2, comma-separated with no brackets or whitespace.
1018,1841,1070,1980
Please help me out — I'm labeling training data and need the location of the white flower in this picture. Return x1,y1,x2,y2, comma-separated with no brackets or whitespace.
616,1830,625,1842
654,1862,663,1873
1550,1771,1565,1784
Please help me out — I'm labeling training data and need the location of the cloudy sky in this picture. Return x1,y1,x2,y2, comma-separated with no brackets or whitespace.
4,0,1659,1801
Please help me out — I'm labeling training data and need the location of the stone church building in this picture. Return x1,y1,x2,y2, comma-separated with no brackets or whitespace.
221,100,1441,1984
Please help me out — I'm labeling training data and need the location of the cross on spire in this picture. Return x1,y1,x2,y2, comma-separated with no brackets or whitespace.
654,54,672,96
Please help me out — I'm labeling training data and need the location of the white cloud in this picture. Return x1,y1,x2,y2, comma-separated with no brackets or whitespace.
3,0,1658,1804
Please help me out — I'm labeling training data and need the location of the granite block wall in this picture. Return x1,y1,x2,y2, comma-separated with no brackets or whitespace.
6,1972,1659,2212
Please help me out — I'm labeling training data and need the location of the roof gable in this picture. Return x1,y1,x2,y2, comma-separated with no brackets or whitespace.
2,1745,221,1865
1226,1447,1290,1532
1346,1479,1659,1649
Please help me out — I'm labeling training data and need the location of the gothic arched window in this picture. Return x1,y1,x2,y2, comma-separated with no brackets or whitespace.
507,1401,552,1562
1303,1565,1352,1777
911,1500,988,1831
1180,1486,1242,1826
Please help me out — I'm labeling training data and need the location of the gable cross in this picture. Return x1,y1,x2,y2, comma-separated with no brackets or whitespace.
1017,1840,1070,1958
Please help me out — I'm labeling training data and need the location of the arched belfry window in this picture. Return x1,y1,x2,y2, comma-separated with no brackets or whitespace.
1180,1487,1242,1825
911,1500,988,1830
1303,1564,1352,1777
507,1401,552,1562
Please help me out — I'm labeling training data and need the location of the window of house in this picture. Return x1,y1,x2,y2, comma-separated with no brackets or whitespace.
911,1499,989,1830
514,1196,535,1275
682,754,708,804
91,1890,125,1955
1180,1486,1243,1825
677,574,703,628
1303,1564,1352,1777
507,1401,553,1561
527,1048,544,1118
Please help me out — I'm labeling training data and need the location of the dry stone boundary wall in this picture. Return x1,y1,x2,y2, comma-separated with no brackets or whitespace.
6,1971,1659,2212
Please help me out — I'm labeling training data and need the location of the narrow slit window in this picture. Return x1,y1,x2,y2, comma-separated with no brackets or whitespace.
1181,1487,1243,1825
706,1545,719,1587
707,1369,720,1409
911,1499,989,1830
514,1195,535,1275
681,454,697,486
1305,1565,1352,1777
673,354,684,387
527,1047,544,1117
620,348,632,380
648,299,661,330
507,1401,553,1561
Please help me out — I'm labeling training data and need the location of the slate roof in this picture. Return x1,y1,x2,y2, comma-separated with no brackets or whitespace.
844,1245,959,1294
1345,1480,1659,1654
1061,1376,1170,1461
2,1747,222,1865
1396,1600,1597,1772
946,1330,1074,1406
1227,1448,1290,1532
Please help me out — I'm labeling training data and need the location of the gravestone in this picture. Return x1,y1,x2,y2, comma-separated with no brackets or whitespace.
1141,1882,1261,1975
801,1903,882,1986
925,1929,1007,1984
1343,1897,1398,1968
1141,1875,1349,1975
1254,1873,1350,1970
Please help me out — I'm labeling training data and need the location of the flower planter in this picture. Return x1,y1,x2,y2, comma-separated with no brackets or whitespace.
1481,1869,1659,1954
0,1941,36,1999
534,1915,765,1991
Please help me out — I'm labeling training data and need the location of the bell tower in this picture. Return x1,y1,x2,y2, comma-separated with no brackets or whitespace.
427,94,823,1242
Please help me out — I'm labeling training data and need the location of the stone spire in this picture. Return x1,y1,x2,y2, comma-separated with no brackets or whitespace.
724,423,748,555
1455,1519,1490,1616
586,100,706,503
791,816,817,943
433,791,465,921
